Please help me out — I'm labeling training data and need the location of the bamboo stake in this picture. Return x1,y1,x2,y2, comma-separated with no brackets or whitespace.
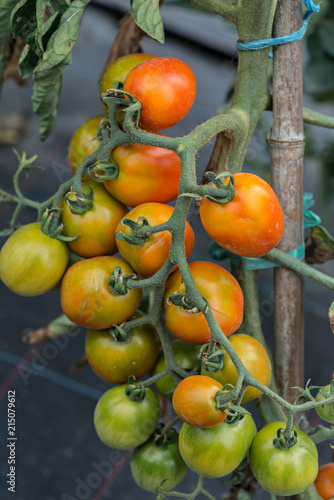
269,0,305,404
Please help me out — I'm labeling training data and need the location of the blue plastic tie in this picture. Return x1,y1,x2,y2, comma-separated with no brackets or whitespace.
236,0,320,53
303,192,322,228
210,192,321,271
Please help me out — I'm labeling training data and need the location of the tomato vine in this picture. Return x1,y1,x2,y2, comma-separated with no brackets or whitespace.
1,0,334,499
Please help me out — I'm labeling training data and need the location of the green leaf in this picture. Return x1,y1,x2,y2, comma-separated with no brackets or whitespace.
18,45,40,79
49,314,79,335
32,0,91,140
131,0,165,44
11,0,44,50
0,0,18,88
11,0,47,77
35,0,46,51
32,68,64,141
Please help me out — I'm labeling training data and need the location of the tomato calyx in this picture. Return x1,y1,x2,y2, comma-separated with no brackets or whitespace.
101,87,142,129
116,217,151,246
153,424,178,448
273,427,298,450
125,376,147,402
318,379,334,400
40,208,77,242
293,379,334,405
203,171,235,204
200,343,225,372
108,323,131,343
167,291,209,314
220,457,248,486
64,183,94,215
88,160,119,182
215,385,251,423
108,265,138,296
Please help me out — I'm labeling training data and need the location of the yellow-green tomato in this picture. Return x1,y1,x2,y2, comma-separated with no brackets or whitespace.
202,334,272,403
94,385,160,450
68,115,105,174
85,311,160,383
0,222,68,296
60,181,128,258
315,384,334,424
130,431,187,492
249,421,318,496
179,414,256,478
154,339,202,399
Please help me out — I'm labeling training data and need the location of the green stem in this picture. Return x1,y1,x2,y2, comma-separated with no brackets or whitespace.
158,475,215,500
10,202,23,229
284,411,294,440
303,107,334,129
160,416,180,435
142,370,169,387
50,179,74,210
231,266,286,422
265,248,334,290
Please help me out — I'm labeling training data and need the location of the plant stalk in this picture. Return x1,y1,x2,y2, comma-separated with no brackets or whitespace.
268,0,305,406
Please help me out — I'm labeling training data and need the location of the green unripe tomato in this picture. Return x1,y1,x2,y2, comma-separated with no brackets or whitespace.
86,311,160,384
0,222,68,296
94,385,160,450
153,339,202,399
179,414,256,478
130,431,187,492
315,384,334,424
249,421,318,496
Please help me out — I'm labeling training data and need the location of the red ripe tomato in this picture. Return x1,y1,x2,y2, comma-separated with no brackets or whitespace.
172,375,227,428
116,203,195,277
99,53,158,112
85,311,160,384
60,256,142,329
202,334,272,403
60,181,128,258
123,57,196,131
104,140,181,207
314,463,334,500
164,261,244,344
0,222,68,296
68,115,105,174
200,172,284,258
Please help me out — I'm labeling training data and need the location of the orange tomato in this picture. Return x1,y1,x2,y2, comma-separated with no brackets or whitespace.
202,334,272,403
200,173,284,258
100,54,158,112
123,57,196,130
104,141,181,207
172,375,227,428
60,256,142,329
314,463,334,500
164,261,244,344
116,203,195,277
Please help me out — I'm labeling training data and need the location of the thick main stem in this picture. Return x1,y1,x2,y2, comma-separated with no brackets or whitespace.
269,0,305,406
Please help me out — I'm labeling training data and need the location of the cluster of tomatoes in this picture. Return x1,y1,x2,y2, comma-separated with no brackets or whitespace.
1,53,334,497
